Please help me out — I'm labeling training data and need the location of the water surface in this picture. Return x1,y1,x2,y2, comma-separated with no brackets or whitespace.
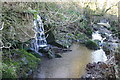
34,43,93,78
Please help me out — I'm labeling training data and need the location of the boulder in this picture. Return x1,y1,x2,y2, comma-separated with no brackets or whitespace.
81,62,116,79
85,40,99,50
97,22,111,28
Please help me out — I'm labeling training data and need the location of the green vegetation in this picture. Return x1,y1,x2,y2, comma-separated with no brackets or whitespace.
2,49,40,78
1,1,119,78
2,63,17,78
1,3,41,78
85,40,99,50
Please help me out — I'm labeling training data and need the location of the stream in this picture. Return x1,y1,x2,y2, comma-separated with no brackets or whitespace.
33,43,107,78
92,30,107,63
33,15,109,78
34,43,93,78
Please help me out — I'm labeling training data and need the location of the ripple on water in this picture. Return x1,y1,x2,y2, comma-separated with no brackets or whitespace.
34,43,108,78
34,43,93,78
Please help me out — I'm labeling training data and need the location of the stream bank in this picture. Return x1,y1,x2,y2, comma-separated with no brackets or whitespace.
33,19,119,79
81,19,120,79
1,2,120,79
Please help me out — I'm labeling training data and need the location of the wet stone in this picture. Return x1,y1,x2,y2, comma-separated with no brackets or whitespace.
81,62,116,79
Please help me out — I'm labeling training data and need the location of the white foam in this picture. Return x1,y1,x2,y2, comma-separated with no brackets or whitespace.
92,31,102,41
92,49,107,63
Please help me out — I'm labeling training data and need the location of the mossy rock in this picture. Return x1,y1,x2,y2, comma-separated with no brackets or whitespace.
85,40,99,50
2,63,17,78
73,32,89,44
2,49,41,78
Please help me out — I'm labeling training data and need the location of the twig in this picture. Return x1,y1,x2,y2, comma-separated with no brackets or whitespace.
0,22,4,30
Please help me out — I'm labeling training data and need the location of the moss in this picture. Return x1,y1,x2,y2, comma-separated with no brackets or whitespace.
85,40,99,50
2,49,40,78
85,27,93,38
2,63,17,78
12,49,40,77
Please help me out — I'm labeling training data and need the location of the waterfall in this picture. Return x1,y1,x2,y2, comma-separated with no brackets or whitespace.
92,30,107,63
91,20,109,63
30,14,47,56
92,31,102,41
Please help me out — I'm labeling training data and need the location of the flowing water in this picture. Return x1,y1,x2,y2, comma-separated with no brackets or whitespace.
30,14,47,56
91,49,107,63
34,43,93,78
92,31,102,41
33,15,108,78
92,30,107,63
34,43,107,78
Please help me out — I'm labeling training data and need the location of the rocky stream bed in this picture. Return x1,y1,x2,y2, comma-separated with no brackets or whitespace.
1,2,120,79
32,19,120,79
81,20,120,79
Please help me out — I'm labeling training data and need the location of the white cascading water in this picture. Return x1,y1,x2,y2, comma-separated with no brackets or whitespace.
92,31,102,41
30,14,47,56
92,49,107,63
92,30,107,63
